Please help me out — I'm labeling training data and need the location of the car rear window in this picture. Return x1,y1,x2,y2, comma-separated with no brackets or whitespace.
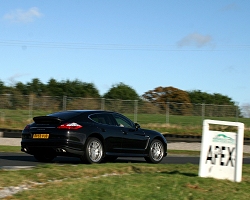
48,111,82,120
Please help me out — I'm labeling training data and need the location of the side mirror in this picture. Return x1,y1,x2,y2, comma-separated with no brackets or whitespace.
135,123,140,130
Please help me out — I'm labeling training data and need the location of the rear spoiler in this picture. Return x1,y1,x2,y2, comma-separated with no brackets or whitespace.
33,116,62,124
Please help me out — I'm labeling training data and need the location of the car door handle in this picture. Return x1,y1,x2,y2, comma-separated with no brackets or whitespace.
135,133,146,136
122,130,128,135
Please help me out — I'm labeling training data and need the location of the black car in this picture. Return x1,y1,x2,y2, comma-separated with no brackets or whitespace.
21,110,167,164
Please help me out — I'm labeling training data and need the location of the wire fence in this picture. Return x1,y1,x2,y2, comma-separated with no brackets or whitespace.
0,94,242,129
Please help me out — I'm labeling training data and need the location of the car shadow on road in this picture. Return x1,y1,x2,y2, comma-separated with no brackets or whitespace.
0,154,36,162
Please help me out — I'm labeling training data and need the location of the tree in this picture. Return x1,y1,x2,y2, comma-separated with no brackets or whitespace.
187,90,242,117
142,86,192,115
13,78,100,98
103,83,139,100
46,78,64,96
0,80,5,94
187,90,235,105
26,78,45,96
143,86,190,103
59,79,100,97
15,82,29,95
0,80,13,94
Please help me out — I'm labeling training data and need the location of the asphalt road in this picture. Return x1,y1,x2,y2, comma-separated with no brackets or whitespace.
1,153,250,169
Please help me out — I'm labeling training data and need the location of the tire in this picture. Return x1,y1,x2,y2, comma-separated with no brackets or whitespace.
83,137,103,164
34,154,56,162
145,139,164,164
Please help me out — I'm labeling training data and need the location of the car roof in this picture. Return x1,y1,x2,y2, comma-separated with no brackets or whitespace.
50,110,116,115
45,110,116,121
68,110,111,113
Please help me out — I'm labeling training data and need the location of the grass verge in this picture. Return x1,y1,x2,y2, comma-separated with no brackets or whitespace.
0,145,20,152
1,163,250,199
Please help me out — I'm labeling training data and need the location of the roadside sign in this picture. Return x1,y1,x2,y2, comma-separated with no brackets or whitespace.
199,120,244,182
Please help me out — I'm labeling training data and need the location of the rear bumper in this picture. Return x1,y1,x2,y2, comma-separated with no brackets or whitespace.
21,139,85,157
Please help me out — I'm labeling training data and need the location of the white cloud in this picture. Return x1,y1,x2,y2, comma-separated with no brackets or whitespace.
177,33,212,48
8,73,30,85
3,7,42,23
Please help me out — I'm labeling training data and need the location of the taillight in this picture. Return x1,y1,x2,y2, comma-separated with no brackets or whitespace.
57,122,83,130
24,125,30,130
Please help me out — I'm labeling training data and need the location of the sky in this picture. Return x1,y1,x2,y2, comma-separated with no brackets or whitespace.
0,0,249,105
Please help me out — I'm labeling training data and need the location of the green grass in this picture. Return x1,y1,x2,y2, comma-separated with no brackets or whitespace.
1,109,250,137
128,114,250,137
1,163,250,199
130,114,250,126
0,145,21,152
1,144,250,199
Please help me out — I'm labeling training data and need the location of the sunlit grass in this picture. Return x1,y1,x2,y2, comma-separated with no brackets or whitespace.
1,163,250,199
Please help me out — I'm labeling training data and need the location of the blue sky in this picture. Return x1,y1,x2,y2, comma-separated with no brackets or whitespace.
0,1,249,105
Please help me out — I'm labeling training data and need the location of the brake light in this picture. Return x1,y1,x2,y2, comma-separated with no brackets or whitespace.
24,125,30,130
57,122,83,130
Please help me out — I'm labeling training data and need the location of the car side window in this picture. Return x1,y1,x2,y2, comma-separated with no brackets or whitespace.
89,114,114,125
89,114,105,124
113,114,134,128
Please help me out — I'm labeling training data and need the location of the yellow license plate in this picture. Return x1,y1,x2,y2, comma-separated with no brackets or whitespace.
33,134,49,139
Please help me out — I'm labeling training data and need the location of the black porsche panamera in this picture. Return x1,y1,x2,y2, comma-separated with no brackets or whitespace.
21,110,167,164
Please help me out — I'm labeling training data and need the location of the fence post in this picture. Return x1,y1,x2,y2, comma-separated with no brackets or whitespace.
29,94,33,119
202,103,205,124
166,102,169,124
63,96,67,111
101,98,105,110
0,111,5,123
236,103,239,122
134,100,138,122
